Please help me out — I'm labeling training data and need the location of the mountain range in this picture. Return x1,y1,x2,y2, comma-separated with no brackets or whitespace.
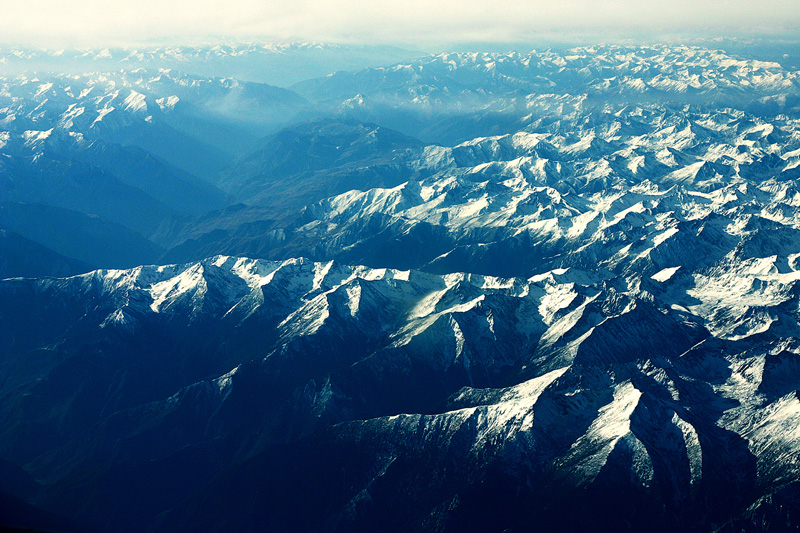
2,42,800,531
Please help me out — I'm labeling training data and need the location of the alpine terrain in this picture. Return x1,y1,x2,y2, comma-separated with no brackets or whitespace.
3,42,800,531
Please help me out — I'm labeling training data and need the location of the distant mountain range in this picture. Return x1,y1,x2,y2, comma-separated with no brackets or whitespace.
3,42,800,532
0,42,423,86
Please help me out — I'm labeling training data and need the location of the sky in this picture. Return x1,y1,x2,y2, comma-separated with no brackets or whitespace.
3,0,800,46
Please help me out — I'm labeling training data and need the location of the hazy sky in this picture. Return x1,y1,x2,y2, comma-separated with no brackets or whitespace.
4,0,800,46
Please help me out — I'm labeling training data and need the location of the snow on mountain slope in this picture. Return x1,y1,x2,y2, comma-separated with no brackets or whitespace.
0,68,311,268
0,251,795,530
0,69,307,174
2,69,306,158
166,106,800,342
292,44,800,145
4,43,800,531
172,44,800,278
296,44,800,106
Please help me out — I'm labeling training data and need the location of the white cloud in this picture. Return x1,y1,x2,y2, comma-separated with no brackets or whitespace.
3,0,799,46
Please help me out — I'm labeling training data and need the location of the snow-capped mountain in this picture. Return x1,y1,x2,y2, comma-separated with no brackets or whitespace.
0,68,307,177
0,253,798,531
164,44,800,270
294,45,800,144
3,43,800,532
0,68,308,272
168,105,800,290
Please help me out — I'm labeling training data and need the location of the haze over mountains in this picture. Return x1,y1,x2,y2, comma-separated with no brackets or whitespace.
3,39,800,531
